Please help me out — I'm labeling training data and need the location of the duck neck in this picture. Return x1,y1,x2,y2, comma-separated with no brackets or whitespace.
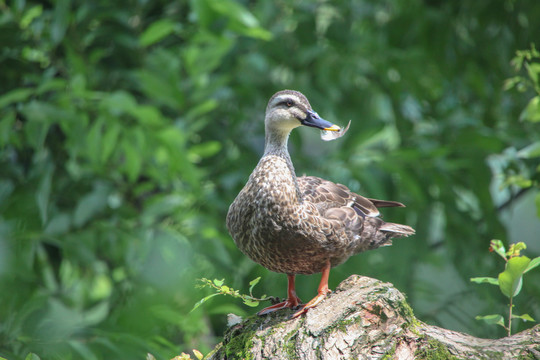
263,127,291,158
263,128,303,200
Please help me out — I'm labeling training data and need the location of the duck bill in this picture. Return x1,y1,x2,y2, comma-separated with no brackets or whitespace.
301,110,341,131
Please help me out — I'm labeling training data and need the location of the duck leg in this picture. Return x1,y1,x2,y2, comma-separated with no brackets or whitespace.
257,274,303,316
292,260,331,318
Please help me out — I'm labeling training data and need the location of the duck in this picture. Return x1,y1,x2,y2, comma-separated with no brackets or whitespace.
226,90,415,318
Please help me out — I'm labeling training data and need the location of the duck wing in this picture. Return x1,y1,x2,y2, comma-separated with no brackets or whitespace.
298,176,404,218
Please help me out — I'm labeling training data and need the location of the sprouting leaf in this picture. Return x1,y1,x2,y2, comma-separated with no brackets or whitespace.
498,256,531,298
507,242,527,258
475,314,505,328
513,313,535,322
249,277,261,295
191,293,219,312
213,279,224,287
470,277,499,286
489,240,506,260
220,285,230,293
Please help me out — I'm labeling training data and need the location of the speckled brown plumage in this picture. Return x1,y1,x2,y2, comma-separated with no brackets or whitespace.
226,90,415,316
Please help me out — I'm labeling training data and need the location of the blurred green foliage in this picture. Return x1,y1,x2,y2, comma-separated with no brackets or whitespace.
0,0,539,358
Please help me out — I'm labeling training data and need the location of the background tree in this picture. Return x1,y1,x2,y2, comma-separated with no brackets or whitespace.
0,0,539,359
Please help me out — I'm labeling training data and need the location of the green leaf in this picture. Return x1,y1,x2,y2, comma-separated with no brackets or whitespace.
101,122,121,164
213,279,224,287
86,118,104,165
513,313,535,322
0,111,15,147
73,183,110,227
36,165,54,226
243,299,259,307
191,293,219,312
536,193,540,219
20,5,43,28
524,256,540,274
249,277,261,295
470,277,499,286
516,141,540,159
140,19,177,47
475,314,505,328
526,62,540,85
206,0,272,40
0,88,33,108
498,256,531,298
519,96,540,122
188,141,222,162
503,175,532,188
44,213,71,235
24,354,42,360
51,0,69,45
121,139,142,182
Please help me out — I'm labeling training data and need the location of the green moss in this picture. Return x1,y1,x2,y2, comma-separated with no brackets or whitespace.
382,342,397,359
415,338,461,360
284,329,300,360
333,316,358,333
218,315,261,360
224,328,256,360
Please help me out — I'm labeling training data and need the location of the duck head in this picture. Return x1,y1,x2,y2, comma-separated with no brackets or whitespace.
265,90,341,134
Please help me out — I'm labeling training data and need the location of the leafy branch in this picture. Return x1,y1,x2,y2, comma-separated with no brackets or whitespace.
502,45,540,216
192,277,274,312
471,240,540,336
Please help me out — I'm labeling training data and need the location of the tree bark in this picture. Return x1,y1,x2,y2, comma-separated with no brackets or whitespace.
207,275,540,359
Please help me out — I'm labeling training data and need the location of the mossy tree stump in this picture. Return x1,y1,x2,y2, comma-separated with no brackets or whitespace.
207,275,540,359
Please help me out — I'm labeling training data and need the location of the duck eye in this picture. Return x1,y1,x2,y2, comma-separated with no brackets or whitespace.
286,100,294,107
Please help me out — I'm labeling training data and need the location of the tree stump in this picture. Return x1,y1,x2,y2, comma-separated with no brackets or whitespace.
207,275,540,359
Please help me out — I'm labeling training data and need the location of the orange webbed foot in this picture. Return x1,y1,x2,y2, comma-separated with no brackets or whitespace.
257,295,303,316
291,260,331,318
257,274,302,316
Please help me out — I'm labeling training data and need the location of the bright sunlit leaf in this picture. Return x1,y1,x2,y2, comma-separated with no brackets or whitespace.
498,256,531,298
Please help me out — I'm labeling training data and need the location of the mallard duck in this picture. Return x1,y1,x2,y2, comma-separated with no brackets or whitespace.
226,90,415,318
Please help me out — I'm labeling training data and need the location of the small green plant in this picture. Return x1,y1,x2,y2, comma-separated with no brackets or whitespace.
471,240,540,336
148,349,204,360
192,277,273,312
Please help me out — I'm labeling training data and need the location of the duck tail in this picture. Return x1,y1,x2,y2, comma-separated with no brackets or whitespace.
355,218,415,253
380,222,416,237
